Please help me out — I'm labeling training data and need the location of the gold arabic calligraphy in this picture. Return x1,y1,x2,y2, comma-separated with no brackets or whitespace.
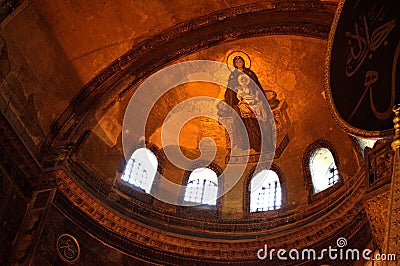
345,15,397,121
345,16,395,78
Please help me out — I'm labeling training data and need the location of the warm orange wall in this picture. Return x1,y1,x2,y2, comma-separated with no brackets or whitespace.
78,35,359,216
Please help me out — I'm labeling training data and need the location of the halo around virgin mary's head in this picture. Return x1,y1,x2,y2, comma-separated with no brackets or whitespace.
226,50,251,72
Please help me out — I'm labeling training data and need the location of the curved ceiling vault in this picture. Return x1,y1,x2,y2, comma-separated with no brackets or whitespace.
0,1,373,265
43,0,337,156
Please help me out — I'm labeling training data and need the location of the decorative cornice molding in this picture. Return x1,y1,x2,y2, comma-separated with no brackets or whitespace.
51,164,368,262
53,170,368,264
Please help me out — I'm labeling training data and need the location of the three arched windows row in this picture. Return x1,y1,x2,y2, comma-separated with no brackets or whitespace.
121,141,342,212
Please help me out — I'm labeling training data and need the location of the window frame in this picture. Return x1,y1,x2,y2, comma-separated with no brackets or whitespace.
243,164,286,218
116,142,163,203
183,168,219,205
303,140,343,203
179,162,223,215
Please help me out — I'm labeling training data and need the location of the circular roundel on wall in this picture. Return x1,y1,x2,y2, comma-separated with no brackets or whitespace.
56,234,80,264
325,0,400,138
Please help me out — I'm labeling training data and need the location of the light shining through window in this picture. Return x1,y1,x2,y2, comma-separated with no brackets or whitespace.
309,148,339,193
250,170,281,212
121,148,158,193
184,168,218,205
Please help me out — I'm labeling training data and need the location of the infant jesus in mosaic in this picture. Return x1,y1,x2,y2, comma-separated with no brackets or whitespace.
236,74,267,120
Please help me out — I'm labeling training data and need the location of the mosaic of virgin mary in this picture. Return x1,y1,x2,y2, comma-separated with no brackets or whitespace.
223,52,273,153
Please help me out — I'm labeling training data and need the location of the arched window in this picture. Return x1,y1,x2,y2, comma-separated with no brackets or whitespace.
183,168,218,205
309,147,339,193
121,148,158,193
250,170,282,212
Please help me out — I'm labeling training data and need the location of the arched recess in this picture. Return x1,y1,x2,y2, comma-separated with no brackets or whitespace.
34,0,340,245
243,163,286,217
178,161,223,218
41,1,335,163
303,140,343,203
115,141,164,203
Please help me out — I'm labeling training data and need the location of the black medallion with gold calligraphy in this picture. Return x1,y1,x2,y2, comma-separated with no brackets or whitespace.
325,0,400,138
56,234,80,264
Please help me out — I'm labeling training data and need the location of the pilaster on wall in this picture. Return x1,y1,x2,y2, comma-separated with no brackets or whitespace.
0,168,28,266
9,188,56,266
